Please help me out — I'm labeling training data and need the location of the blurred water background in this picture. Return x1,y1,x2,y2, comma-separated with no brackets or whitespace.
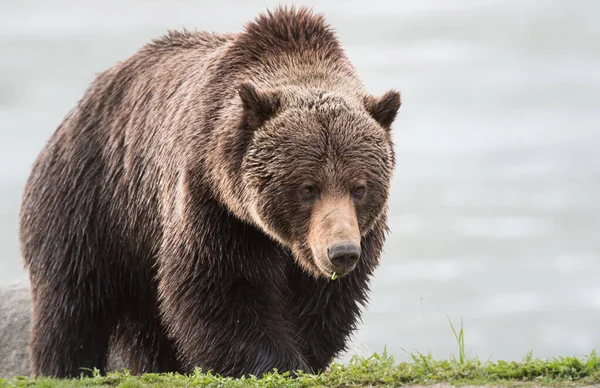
1,0,599,362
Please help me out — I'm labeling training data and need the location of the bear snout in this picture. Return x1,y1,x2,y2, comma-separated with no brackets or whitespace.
327,242,361,275
307,195,362,278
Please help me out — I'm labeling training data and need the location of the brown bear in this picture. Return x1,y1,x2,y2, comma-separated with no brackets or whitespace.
19,6,400,378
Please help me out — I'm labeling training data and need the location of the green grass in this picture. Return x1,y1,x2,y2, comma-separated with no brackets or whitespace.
2,320,598,387
2,351,598,387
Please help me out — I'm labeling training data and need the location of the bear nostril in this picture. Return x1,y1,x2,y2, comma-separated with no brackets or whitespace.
327,243,361,271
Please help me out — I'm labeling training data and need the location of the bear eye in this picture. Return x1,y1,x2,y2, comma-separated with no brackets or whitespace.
351,184,366,200
300,184,319,202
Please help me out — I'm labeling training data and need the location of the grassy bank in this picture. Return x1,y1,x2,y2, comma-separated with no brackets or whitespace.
2,350,598,387
3,322,598,387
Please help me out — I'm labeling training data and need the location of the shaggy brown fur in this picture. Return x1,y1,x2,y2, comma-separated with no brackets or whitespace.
19,6,400,378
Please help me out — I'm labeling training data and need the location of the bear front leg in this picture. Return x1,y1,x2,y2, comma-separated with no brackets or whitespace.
290,220,386,373
157,230,309,378
288,270,365,373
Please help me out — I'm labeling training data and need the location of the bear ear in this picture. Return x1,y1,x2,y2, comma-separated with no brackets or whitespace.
364,90,401,130
238,82,281,129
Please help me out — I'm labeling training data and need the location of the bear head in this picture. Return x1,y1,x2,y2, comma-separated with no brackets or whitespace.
238,82,400,279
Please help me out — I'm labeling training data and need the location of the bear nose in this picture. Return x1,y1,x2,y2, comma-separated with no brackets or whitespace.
327,243,361,274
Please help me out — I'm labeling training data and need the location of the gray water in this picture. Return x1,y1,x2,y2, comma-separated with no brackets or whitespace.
1,0,599,362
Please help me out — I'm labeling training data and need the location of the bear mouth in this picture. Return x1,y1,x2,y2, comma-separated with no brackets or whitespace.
316,259,357,278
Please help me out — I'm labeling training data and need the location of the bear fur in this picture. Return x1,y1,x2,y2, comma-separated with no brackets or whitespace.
19,6,400,378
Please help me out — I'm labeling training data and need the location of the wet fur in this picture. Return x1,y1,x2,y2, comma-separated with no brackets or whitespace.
19,6,399,378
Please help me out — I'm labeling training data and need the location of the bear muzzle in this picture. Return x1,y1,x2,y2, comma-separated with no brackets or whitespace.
307,195,362,278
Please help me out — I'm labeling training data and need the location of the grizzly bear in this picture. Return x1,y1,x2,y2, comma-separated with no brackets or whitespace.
19,6,400,378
